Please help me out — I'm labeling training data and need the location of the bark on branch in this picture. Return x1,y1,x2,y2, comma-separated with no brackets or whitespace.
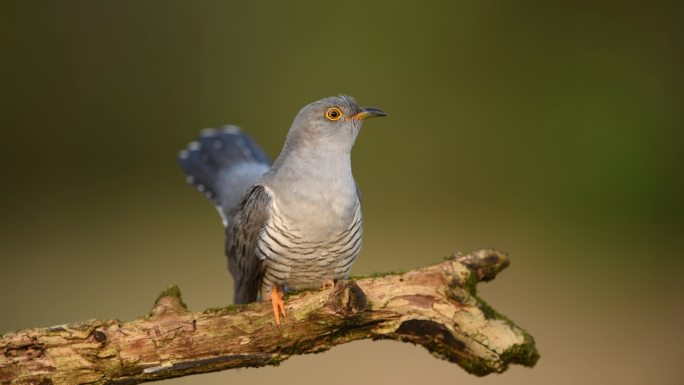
0,249,538,385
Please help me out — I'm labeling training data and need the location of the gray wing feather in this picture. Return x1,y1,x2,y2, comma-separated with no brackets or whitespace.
226,185,271,304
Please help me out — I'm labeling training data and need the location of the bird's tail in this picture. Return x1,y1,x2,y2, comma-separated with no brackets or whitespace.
178,126,270,222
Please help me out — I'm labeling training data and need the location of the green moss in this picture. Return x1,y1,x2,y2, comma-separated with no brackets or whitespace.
465,270,479,294
456,271,540,371
351,269,404,279
202,303,245,315
474,295,501,320
155,285,182,301
499,331,540,368
264,354,286,367
466,290,540,369
152,285,188,312
455,356,495,377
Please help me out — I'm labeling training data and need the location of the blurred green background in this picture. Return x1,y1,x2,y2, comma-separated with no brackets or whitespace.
1,1,682,384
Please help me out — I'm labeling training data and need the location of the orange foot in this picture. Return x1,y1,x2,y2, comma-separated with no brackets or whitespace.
270,287,286,325
321,279,335,289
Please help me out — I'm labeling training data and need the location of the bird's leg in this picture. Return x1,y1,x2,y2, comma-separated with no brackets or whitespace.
321,279,335,289
270,286,286,325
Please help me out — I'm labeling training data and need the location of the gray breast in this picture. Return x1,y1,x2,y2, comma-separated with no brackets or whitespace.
257,196,363,296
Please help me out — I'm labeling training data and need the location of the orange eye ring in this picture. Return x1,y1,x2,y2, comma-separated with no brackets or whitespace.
325,107,343,121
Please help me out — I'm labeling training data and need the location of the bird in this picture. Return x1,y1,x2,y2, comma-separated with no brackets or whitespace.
178,95,386,324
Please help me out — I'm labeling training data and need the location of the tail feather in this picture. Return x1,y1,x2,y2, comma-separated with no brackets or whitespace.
178,125,270,218
198,126,270,166
179,141,221,202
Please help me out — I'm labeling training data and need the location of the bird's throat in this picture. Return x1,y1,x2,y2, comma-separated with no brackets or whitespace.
267,150,358,235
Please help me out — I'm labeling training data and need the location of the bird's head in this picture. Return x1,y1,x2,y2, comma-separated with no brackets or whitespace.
283,95,386,154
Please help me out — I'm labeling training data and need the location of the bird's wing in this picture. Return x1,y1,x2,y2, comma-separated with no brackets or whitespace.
226,184,272,304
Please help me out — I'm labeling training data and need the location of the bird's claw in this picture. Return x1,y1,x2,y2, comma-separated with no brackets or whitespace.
270,287,286,325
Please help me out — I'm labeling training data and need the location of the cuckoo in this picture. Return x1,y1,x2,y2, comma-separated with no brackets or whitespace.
178,95,386,324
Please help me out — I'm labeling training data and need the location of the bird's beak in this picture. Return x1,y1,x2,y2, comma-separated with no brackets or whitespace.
351,107,388,121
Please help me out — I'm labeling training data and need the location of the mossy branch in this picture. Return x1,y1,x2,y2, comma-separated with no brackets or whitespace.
0,249,538,385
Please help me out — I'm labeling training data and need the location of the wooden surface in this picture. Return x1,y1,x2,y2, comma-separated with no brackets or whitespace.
0,249,538,385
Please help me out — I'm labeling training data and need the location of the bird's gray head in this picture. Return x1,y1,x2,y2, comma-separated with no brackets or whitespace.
281,95,386,155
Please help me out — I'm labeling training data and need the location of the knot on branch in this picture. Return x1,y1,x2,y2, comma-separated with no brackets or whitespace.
326,280,367,317
454,248,510,282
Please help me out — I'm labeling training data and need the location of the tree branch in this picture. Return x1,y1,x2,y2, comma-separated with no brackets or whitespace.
0,249,538,384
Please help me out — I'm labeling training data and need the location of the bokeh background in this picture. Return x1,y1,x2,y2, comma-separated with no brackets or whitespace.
2,1,682,384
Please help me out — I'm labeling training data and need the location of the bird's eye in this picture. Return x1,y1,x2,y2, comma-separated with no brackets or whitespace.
325,107,343,121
